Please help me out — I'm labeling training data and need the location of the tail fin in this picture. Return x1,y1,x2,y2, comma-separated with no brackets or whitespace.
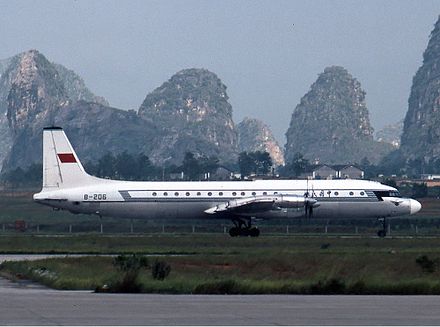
42,127,94,189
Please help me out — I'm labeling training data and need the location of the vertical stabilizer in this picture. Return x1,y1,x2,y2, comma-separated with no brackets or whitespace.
42,127,94,189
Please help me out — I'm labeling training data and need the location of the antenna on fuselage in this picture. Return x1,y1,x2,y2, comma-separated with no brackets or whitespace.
304,179,314,219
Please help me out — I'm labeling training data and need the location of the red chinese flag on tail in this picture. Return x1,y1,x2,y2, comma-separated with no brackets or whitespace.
58,153,77,163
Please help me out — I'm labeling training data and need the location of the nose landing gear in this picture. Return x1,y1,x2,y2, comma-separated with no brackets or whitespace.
229,217,260,237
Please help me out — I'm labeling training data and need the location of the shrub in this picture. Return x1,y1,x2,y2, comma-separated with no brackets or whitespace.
320,243,331,249
109,254,149,292
416,255,436,273
349,280,367,294
308,278,346,294
151,260,171,280
193,279,239,294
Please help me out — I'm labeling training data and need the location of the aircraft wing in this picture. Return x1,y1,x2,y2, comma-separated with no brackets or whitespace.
204,194,317,215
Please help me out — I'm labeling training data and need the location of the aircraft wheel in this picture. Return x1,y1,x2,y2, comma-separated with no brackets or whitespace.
249,227,260,237
229,227,239,237
377,230,386,238
239,228,250,237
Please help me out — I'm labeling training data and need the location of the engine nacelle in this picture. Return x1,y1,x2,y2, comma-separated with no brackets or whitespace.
273,195,319,208
204,194,319,214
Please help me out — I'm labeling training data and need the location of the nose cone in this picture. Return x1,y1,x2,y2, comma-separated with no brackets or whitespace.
33,192,44,201
410,199,422,215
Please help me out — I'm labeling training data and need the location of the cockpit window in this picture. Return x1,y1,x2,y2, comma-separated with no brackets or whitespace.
374,190,401,201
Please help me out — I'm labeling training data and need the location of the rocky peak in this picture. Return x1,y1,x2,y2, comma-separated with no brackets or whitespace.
138,68,238,165
1,50,115,172
53,63,108,106
140,68,231,122
400,16,440,161
14,50,38,87
375,120,403,148
0,55,20,115
0,50,111,171
285,66,389,164
422,16,440,64
7,49,68,131
237,117,285,166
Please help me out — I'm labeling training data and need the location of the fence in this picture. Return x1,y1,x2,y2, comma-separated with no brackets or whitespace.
1,218,440,236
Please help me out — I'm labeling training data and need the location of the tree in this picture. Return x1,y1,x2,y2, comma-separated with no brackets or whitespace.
115,151,136,180
238,151,273,177
1,163,43,187
282,152,309,177
238,152,254,177
382,178,397,188
412,183,428,198
199,156,219,176
182,152,201,180
407,157,425,177
135,154,156,180
97,153,116,178
253,151,272,175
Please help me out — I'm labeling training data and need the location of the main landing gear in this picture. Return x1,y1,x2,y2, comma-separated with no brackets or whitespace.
377,217,388,238
229,217,260,237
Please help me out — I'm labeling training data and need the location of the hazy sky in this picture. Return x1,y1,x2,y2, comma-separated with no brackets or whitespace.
1,0,439,143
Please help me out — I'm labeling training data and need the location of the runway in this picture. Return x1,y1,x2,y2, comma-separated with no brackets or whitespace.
1,255,440,325
1,276,440,325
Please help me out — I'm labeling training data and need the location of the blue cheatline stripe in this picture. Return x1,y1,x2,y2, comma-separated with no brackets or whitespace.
119,190,376,198
109,191,379,204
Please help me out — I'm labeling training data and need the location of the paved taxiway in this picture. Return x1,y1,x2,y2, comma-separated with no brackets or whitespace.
1,255,440,325
1,277,440,325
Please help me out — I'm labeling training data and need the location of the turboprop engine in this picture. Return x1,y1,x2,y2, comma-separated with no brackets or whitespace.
204,194,320,214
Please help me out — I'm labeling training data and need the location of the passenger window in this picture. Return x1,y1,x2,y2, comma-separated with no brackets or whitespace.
241,192,245,196
274,192,278,195
219,192,223,196
252,192,256,196
334,192,339,196
349,191,354,196
186,192,190,196
197,192,201,196
232,192,237,196
208,192,212,196
152,192,157,196
360,191,365,196
263,192,267,195
163,192,168,196
174,192,179,196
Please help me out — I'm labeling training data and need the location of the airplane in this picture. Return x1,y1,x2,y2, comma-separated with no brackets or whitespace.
33,127,422,237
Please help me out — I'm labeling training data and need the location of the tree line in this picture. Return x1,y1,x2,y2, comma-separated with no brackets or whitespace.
2,149,438,200
1,150,274,186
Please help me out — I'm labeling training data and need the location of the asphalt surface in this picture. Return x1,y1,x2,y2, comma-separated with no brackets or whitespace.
1,255,440,325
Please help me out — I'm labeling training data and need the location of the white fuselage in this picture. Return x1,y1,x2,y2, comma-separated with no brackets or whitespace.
34,178,421,221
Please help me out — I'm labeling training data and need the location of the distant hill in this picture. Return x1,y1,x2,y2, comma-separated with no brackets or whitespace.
138,68,239,165
237,117,284,166
5,44,433,176
2,50,162,171
285,66,392,165
0,50,112,171
400,16,440,164
375,120,403,148
0,53,242,173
